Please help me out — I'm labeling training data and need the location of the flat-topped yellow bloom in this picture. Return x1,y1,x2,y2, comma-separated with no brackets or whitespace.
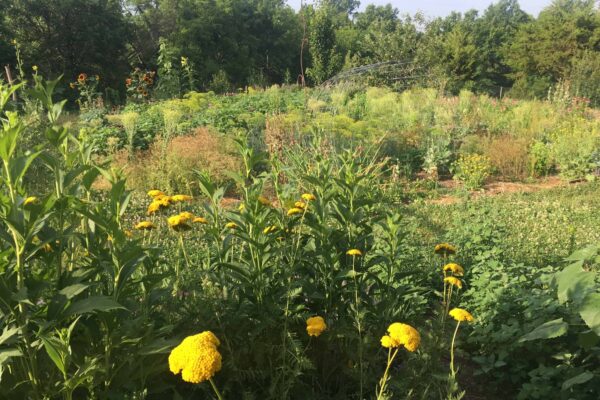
386,323,420,352
225,222,237,229
380,335,399,348
346,249,363,256
193,217,208,224
449,308,474,322
168,215,191,232
294,201,306,209
435,243,456,256
168,331,222,384
171,194,193,202
444,276,463,289
287,207,303,216
306,316,327,337
147,189,165,198
178,211,194,221
135,221,156,230
301,193,316,201
443,263,464,276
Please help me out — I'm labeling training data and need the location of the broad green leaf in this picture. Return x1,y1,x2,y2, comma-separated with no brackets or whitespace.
0,326,20,345
41,336,66,376
555,263,594,305
562,371,594,391
579,293,600,335
63,296,125,317
0,348,22,365
519,318,568,342
59,284,90,299
577,330,600,350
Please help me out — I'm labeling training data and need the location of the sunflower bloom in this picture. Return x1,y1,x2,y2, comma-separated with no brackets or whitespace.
306,316,327,337
135,221,156,230
449,308,474,322
386,323,421,352
287,207,303,216
443,263,464,276
434,243,456,256
346,249,363,256
301,193,316,202
168,331,222,384
444,276,463,289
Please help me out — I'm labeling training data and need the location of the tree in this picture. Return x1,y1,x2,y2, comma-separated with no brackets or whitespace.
507,0,600,98
307,6,343,84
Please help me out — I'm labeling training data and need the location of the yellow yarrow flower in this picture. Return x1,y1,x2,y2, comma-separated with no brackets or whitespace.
444,276,463,289
301,193,316,201
171,194,193,202
168,331,222,384
168,215,191,232
346,249,363,256
443,263,464,276
225,222,237,229
287,207,303,216
193,217,208,224
178,211,195,221
434,243,456,256
449,308,474,322
135,221,156,230
147,189,164,198
387,323,421,352
380,335,399,348
306,316,327,337
124,230,134,238
294,201,306,209
23,196,39,206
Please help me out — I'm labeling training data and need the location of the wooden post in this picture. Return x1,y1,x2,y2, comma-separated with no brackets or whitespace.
4,65,17,101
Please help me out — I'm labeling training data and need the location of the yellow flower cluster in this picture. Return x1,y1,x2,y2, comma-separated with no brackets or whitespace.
168,212,194,232
444,276,463,289
168,331,222,383
225,222,237,229
380,323,420,352
301,193,316,202
287,193,315,216
263,225,277,234
449,308,474,322
171,194,193,203
23,196,39,206
443,263,464,276
287,207,303,216
306,316,327,337
434,243,456,256
135,221,156,230
193,217,208,224
346,249,363,256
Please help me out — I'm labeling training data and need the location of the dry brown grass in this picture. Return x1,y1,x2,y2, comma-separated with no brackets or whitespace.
96,127,241,193
483,135,531,181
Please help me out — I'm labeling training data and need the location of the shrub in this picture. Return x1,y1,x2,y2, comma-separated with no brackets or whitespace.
483,135,530,180
552,118,600,181
452,153,492,190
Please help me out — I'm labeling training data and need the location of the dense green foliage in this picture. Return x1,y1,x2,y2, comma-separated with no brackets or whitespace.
1,0,600,103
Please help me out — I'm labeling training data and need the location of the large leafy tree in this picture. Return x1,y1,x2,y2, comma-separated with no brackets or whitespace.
507,0,600,98
3,0,130,88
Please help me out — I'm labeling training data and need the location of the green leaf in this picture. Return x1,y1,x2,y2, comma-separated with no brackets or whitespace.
561,371,594,391
41,336,67,376
577,330,600,350
519,318,568,342
0,348,22,366
555,262,594,305
63,296,125,317
579,293,600,335
59,284,90,299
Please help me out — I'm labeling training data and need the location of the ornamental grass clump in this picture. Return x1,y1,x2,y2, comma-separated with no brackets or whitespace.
169,331,223,399
377,323,421,400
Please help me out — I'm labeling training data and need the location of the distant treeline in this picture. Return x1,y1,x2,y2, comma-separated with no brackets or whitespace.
0,0,599,103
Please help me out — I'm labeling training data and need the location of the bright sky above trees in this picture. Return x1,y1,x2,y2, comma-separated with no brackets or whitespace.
288,0,551,17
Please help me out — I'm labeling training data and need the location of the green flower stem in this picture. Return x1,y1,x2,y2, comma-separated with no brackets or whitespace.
450,321,461,376
351,254,364,400
376,348,399,400
209,377,224,400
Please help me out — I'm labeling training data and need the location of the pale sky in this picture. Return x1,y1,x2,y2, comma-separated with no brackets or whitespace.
287,0,553,17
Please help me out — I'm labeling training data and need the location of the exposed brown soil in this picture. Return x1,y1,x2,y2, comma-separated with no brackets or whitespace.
428,176,567,205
